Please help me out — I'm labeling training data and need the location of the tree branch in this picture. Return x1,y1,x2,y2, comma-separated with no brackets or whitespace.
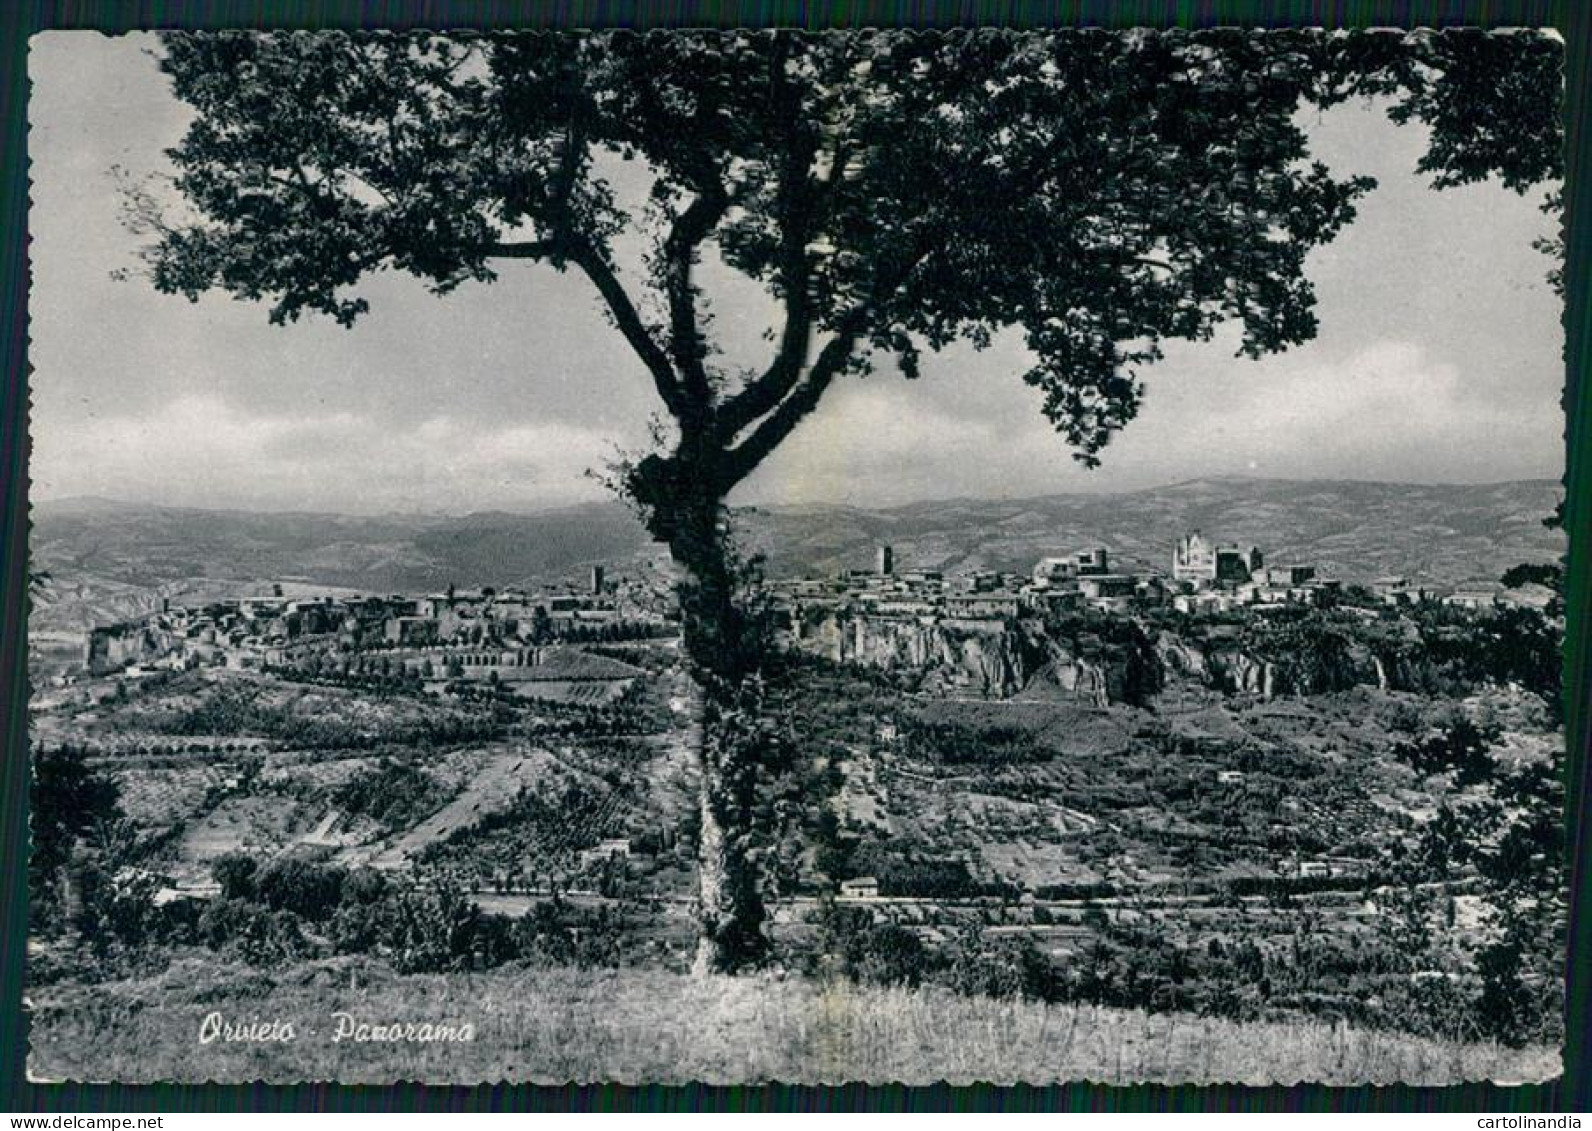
713,67,822,443
661,178,730,411
567,241,690,420
719,227,943,486
714,270,813,443
485,235,691,421
547,75,588,246
719,315,863,487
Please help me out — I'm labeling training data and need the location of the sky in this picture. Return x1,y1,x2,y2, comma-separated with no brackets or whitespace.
26,32,1566,515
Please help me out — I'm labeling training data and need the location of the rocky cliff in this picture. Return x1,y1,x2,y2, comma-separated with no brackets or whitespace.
794,612,1032,697
790,611,1155,704
1196,630,1424,698
790,606,1467,705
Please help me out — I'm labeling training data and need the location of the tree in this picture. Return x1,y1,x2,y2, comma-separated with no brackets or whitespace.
382,881,483,973
129,28,1559,972
211,851,259,901
1501,500,1567,617
29,743,123,930
254,857,347,921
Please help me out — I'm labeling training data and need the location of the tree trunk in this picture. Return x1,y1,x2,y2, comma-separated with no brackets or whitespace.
629,453,771,974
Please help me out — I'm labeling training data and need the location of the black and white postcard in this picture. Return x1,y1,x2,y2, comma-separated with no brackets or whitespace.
24,28,1568,1085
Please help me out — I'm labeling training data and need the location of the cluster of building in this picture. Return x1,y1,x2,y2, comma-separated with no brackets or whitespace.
73,530,1541,687
771,530,1341,633
1370,575,1553,613
80,566,672,680
1165,532,1341,613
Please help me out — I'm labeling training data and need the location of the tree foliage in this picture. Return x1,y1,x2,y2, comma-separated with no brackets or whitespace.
29,744,123,927
30,744,121,884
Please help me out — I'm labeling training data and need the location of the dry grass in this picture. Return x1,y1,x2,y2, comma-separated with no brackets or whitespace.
27,957,1560,1086
116,764,233,827
178,795,305,863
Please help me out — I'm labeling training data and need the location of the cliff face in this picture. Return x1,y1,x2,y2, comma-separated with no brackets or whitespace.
797,613,1032,697
791,609,1452,704
1154,635,1208,679
1181,635,1428,698
1030,640,1112,707
791,611,1144,704
1204,649,1277,697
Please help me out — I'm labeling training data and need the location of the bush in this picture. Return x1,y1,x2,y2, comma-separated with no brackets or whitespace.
254,858,347,922
942,933,1058,1001
514,901,576,966
848,924,932,988
1392,718,1495,785
328,869,391,954
29,744,122,930
197,898,310,965
816,903,926,984
74,862,166,952
382,883,482,974
211,852,258,901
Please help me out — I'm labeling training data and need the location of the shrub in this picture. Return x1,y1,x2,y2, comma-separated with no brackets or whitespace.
29,743,122,929
942,933,1058,1001
197,898,309,965
329,870,391,954
381,883,482,974
1392,718,1495,785
848,924,932,988
211,852,258,901
254,858,347,922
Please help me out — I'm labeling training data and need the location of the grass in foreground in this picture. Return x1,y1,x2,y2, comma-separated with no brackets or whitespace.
27,956,1560,1086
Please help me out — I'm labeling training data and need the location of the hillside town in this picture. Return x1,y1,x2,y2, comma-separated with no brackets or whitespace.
774,531,1345,629
57,528,1556,703
72,566,670,685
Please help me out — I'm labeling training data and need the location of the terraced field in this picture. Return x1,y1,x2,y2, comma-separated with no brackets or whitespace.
176,795,308,879
365,745,570,869
114,763,234,829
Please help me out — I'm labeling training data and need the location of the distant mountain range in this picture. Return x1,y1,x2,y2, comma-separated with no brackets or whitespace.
742,477,1565,585
29,478,1564,634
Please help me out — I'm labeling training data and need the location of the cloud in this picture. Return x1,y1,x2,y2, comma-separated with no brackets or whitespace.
31,394,624,513
1132,339,1564,483
738,337,1562,505
33,336,1561,518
